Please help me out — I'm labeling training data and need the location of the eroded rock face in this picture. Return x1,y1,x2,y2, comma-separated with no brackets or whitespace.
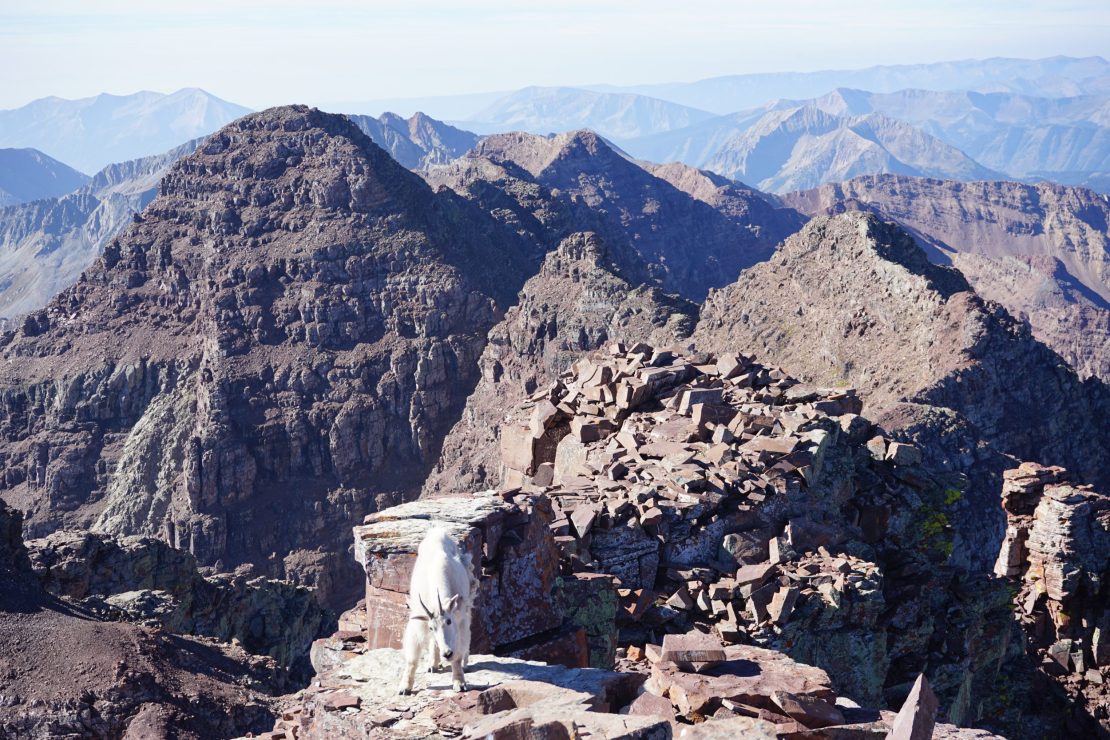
0,105,536,606
994,462,1110,737
695,211,1110,571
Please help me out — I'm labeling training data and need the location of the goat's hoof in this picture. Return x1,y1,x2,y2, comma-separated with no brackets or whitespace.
427,664,444,673
454,681,469,692
398,688,412,696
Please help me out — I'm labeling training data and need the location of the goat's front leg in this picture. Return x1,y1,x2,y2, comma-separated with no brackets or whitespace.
397,620,423,695
450,658,469,692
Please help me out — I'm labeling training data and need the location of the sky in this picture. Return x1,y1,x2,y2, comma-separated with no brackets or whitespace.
1,0,1109,110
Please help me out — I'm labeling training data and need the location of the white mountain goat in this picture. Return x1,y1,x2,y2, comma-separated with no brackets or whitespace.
397,526,478,695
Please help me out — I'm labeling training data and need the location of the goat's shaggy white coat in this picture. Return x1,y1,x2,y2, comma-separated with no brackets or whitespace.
397,526,477,694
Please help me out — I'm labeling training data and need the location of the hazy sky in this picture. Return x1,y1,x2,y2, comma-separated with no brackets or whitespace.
2,0,1109,109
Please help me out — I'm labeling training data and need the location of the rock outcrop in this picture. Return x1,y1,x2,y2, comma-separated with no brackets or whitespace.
0,499,288,739
993,462,1110,736
26,530,334,676
695,211,1110,571
781,175,1110,381
0,106,536,606
264,342,1016,738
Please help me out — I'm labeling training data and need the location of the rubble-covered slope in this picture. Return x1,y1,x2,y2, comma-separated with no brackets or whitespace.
781,175,1110,381
0,105,535,607
424,231,698,495
695,212,1110,514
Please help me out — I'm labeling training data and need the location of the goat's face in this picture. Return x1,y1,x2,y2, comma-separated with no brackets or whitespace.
417,592,463,661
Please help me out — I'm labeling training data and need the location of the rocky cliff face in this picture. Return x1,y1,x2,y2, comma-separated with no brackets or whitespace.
694,212,1110,572
0,139,200,319
992,462,1110,737
0,106,535,606
26,530,333,676
781,175,1110,381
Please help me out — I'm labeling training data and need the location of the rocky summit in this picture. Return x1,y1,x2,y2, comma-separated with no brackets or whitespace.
270,342,1015,739
2,89,1109,740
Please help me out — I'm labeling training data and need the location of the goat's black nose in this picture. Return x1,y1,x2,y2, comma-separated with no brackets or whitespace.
443,650,454,659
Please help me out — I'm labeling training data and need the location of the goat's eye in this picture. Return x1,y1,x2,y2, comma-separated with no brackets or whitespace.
446,619,452,625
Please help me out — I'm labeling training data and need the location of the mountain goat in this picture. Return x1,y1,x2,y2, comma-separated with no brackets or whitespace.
397,526,478,695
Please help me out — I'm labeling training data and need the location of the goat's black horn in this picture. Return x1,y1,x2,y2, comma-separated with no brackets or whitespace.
437,589,445,614
418,594,434,619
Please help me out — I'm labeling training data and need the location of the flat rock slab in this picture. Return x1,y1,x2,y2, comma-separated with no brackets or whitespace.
675,716,779,739
645,644,834,718
660,631,727,672
287,648,649,738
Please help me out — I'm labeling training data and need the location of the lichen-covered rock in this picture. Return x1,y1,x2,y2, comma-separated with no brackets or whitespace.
994,462,1110,737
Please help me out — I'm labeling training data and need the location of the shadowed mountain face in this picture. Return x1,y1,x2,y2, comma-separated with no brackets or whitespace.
464,86,716,141
0,139,200,319
449,129,803,300
0,88,251,173
348,111,478,169
781,175,1110,381
0,148,89,206
0,106,536,606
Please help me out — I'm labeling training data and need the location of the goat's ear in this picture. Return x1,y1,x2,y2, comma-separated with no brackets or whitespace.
446,594,462,611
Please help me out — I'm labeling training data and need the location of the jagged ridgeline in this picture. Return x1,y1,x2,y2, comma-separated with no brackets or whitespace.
0,106,538,606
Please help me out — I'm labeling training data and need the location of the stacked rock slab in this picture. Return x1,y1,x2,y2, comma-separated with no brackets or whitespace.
352,491,612,667
994,461,1110,735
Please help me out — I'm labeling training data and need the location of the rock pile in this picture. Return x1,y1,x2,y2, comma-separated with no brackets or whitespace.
326,343,1016,734
994,461,1110,735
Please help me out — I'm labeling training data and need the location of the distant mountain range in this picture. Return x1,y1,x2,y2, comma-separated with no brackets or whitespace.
624,105,1002,192
0,148,88,207
0,88,250,173
462,86,715,141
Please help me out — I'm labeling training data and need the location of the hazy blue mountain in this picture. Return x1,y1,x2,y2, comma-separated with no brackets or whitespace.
0,148,89,206
0,88,250,173
0,139,199,318
597,56,1110,114
625,105,999,192
462,86,716,141
801,87,1110,185
347,111,478,169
